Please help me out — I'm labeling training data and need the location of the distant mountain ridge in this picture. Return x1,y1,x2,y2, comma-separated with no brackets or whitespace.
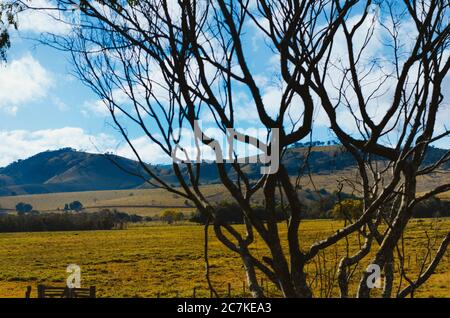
0,146,448,196
0,148,147,196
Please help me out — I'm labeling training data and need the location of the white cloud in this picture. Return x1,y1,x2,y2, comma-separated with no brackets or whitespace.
0,128,172,167
51,96,69,111
3,105,19,116
82,100,110,117
16,0,72,35
0,128,116,167
116,136,171,164
0,54,53,114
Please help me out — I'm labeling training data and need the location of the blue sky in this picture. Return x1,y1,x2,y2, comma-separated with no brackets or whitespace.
0,0,448,167
0,1,334,167
0,9,136,167
0,37,125,166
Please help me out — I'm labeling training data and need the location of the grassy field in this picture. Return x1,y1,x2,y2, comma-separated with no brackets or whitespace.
0,188,202,216
0,184,242,216
1,174,447,217
439,191,450,200
0,218,448,298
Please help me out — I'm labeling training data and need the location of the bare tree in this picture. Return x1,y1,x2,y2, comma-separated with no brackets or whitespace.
34,0,450,298
253,0,450,297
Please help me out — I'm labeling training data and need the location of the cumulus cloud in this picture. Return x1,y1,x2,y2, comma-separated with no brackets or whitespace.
82,100,110,117
116,136,172,164
0,128,116,167
16,0,72,35
0,127,173,167
0,54,53,114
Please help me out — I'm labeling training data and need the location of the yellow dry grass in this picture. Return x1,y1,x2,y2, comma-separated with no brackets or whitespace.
1,168,447,217
0,188,200,216
0,218,448,298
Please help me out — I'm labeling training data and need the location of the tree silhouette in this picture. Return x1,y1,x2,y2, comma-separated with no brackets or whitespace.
44,0,450,298
15,202,33,214
69,201,83,212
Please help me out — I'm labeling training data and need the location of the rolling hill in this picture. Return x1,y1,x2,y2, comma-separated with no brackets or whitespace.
0,148,147,196
0,145,448,196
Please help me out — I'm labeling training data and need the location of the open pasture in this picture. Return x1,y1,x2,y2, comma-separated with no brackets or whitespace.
1,171,447,217
0,218,448,298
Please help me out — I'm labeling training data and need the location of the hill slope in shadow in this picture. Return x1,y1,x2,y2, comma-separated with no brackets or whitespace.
0,148,147,196
0,145,448,196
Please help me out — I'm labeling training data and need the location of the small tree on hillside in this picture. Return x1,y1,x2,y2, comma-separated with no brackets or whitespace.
161,210,177,224
175,212,184,223
69,201,83,212
15,202,33,215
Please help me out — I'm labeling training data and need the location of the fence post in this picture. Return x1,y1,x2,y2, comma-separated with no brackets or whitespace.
227,283,231,298
37,285,44,298
90,286,96,298
25,286,32,298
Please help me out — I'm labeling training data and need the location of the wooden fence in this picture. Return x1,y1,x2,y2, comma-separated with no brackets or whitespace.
155,278,279,298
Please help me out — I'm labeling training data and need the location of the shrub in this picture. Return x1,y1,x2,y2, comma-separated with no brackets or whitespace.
0,210,143,233
15,202,33,214
411,197,450,218
331,199,363,220
190,201,288,224
69,201,83,212
161,210,184,224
